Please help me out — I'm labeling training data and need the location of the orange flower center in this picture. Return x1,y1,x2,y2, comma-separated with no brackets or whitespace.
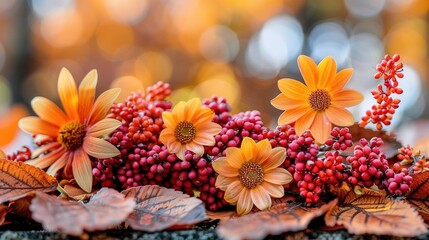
239,161,264,189
174,121,196,144
58,121,86,151
308,89,331,111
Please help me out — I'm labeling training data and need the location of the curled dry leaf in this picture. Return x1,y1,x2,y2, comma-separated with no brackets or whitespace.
0,159,57,203
30,187,136,236
406,171,429,220
216,198,337,240
0,205,8,226
60,184,97,201
9,195,34,219
325,188,426,237
122,185,208,232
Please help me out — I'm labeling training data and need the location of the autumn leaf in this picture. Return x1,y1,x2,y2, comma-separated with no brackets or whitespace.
0,159,57,203
9,195,33,219
30,187,136,236
0,205,8,226
122,185,208,232
60,184,97,201
406,171,429,220
216,198,337,240
325,188,426,237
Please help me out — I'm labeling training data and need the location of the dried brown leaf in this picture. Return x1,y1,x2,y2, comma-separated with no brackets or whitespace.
122,185,208,232
61,184,97,201
0,205,8,226
216,198,337,240
30,187,135,236
406,171,429,220
0,159,57,203
206,210,236,220
325,188,426,237
9,195,33,219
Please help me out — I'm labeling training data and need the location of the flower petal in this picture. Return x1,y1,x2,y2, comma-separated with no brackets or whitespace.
298,55,318,91
31,97,68,127
31,142,61,158
237,189,253,215
250,185,271,211
159,129,175,146
46,152,69,176
87,118,121,137
172,101,186,122
310,112,332,144
175,147,187,161
193,108,215,126
215,175,238,191
264,168,292,185
0,150,5,159
195,122,222,142
261,147,286,171
332,89,364,107
278,78,310,100
88,88,121,126
162,111,175,129
277,105,312,126
329,68,354,93
83,136,120,159
26,147,66,169
212,157,239,177
254,139,272,165
225,147,246,169
78,69,97,122
18,117,59,137
186,142,204,156
270,94,303,111
294,110,317,136
184,98,202,122
224,180,244,204
72,149,93,193
325,105,355,126
240,137,255,161
261,181,284,198
58,68,79,121
317,56,337,89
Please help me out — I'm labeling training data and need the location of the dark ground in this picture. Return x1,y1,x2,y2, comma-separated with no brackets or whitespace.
0,215,427,240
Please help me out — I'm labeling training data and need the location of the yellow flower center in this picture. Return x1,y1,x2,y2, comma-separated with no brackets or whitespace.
308,89,331,111
174,121,196,144
58,121,86,151
239,161,264,189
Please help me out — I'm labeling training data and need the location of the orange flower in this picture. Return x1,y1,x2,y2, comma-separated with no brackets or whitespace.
18,68,121,193
271,55,364,143
213,137,292,215
0,149,5,159
160,98,221,160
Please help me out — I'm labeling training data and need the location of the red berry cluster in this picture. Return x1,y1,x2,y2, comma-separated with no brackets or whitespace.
6,146,32,162
347,138,388,189
202,96,232,127
263,125,296,174
384,169,412,196
360,54,404,130
397,145,413,165
325,127,353,151
96,84,229,210
318,151,347,187
205,110,265,158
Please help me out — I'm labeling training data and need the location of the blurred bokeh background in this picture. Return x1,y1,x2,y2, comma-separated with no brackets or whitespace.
0,0,428,152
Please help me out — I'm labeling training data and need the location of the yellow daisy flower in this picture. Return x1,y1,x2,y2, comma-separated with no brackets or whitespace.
213,137,292,215
271,55,364,143
18,68,121,192
160,98,222,160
